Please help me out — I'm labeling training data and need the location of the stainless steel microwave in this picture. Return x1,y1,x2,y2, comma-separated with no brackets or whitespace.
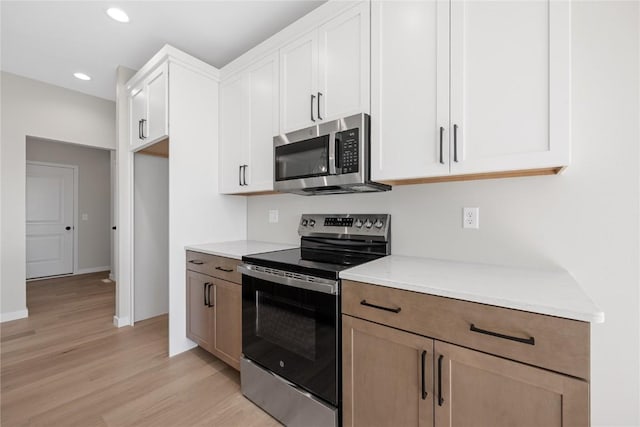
273,113,391,195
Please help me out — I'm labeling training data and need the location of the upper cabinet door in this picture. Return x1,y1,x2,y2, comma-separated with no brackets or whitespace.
370,0,449,182
145,63,169,144
317,2,370,122
130,84,146,148
247,53,279,192
280,31,318,133
219,74,248,194
449,0,571,175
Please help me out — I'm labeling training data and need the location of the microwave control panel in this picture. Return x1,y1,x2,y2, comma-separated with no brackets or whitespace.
337,129,359,174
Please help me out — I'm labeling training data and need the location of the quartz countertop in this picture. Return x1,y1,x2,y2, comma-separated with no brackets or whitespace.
340,255,604,323
185,240,297,260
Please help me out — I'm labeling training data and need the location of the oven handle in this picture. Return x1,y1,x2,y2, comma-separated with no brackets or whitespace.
237,263,339,295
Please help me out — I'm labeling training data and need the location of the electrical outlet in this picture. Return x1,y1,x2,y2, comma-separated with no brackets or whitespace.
268,210,279,223
463,207,479,229
81,213,89,221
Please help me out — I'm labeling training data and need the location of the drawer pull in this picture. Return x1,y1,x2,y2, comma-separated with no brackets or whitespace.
470,324,535,346
360,300,401,313
215,266,234,273
189,260,204,265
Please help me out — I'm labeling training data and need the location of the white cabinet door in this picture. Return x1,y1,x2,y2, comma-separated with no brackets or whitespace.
130,84,146,149
450,0,570,175
219,74,248,194
370,0,449,182
317,2,370,122
280,31,318,133
247,53,279,192
145,63,169,143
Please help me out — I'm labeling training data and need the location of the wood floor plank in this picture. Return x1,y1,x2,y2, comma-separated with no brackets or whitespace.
1,272,280,427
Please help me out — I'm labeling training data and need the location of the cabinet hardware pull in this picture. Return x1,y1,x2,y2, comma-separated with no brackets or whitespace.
207,283,214,307
421,350,428,399
189,260,204,265
140,119,147,139
437,355,444,406
242,165,248,186
360,300,401,313
215,266,234,273
453,124,458,162
310,94,316,122
439,126,445,164
238,165,243,186
65,226,72,231
138,120,143,140
469,324,535,345
317,92,323,120
203,282,209,306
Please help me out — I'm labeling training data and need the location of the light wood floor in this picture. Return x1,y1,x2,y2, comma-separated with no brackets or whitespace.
1,272,280,427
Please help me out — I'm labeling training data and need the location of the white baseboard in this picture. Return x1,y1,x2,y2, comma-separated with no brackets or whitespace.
76,266,111,275
113,315,131,327
1,309,29,323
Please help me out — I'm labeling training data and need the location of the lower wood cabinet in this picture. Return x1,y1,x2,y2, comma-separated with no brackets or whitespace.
186,251,242,371
342,280,590,427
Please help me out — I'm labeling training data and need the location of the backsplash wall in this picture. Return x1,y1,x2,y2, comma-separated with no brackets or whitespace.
248,2,640,425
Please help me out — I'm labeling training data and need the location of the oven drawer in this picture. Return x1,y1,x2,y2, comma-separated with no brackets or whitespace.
186,251,242,284
341,280,589,380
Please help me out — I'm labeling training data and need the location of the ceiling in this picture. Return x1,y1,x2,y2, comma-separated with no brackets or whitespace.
1,1,324,101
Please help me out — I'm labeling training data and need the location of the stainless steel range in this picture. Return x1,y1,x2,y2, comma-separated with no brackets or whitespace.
238,214,391,427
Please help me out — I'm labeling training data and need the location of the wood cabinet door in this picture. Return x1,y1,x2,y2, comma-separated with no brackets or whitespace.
145,63,169,143
317,2,370,123
186,270,214,352
449,0,570,175
213,279,242,370
280,30,318,133
370,0,449,182
219,73,248,194
343,315,434,427
130,84,146,149
434,341,589,427
247,52,279,192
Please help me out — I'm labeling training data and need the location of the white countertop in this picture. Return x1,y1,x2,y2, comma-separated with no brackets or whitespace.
185,240,297,260
340,255,604,323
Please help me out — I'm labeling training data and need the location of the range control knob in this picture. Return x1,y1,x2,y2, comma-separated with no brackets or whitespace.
355,219,363,228
301,219,308,226
308,219,316,227
364,219,373,229
374,219,384,229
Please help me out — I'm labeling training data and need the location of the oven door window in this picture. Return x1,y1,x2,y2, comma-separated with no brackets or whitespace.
275,135,330,181
243,275,338,406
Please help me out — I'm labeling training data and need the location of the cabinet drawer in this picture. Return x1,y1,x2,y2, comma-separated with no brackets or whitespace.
342,280,590,380
186,251,242,284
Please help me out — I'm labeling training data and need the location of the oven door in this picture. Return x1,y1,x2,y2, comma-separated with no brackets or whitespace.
241,265,339,406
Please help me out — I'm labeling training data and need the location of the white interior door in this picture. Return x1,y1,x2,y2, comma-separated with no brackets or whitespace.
26,162,75,279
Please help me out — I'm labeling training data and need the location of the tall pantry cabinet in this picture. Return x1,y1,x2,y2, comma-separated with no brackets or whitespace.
124,45,246,356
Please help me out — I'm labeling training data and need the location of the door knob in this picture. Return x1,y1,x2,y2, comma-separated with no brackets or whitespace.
65,226,71,230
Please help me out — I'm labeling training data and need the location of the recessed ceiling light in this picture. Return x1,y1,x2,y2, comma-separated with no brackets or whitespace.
106,7,129,23
74,72,91,81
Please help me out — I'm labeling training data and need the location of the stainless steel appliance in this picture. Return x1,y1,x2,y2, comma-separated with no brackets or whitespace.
273,113,391,195
239,214,391,427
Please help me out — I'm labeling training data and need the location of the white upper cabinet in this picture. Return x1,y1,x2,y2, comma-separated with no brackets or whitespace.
371,1,449,182
129,63,168,151
280,2,370,133
219,53,279,194
372,0,571,182
449,0,571,175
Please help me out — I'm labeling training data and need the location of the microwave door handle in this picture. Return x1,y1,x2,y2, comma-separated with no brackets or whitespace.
328,131,337,175
335,134,342,172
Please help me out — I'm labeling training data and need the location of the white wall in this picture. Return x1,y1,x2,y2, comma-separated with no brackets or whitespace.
134,152,169,321
247,2,640,425
1,72,116,321
26,137,112,272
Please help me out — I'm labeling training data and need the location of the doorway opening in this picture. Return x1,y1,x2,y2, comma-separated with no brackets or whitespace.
25,137,115,282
